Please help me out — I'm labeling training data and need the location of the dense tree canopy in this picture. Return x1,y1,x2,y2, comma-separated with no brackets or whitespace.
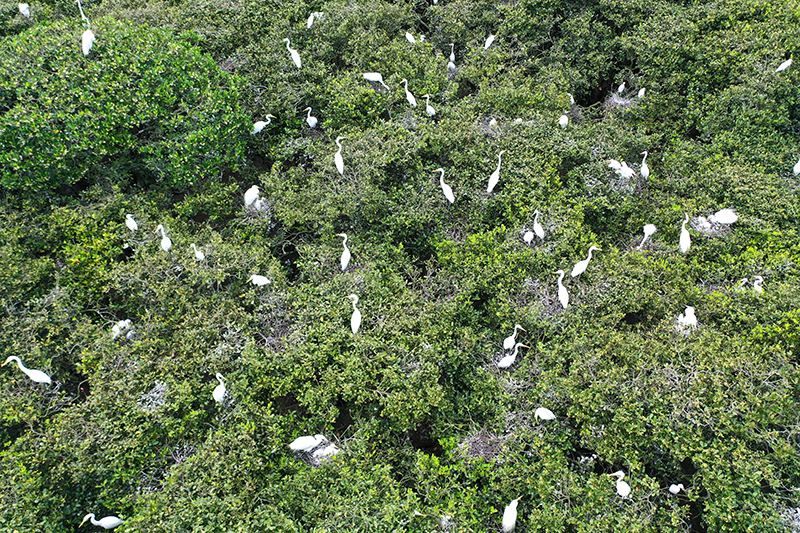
1,0,800,531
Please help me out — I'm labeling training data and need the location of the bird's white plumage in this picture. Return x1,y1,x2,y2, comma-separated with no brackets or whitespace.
679,213,691,253
617,82,626,94
523,230,534,244
484,34,496,49
405,31,415,44
348,294,361,334
638,224,657,249
794,158,800,176
213,373,226,403
753,275,764,293
81,29,95,57
486,150,505,193
640,151,650,178
19,3,30,17
401,79,417,107
336,233,351,270
609,471,631,498
304,107,318,128
608,159,622,171
423,94,436,116
252,115,275,134
502,324,525,351
501,497,520,532
676,306,697,334
190,243,205,261
533,211,545,240
709,208,738,225
534,407,556,421
3,356,51,384
615,161,635,179
244,185,260,206
558,113,568,128
363,72,390,90
449,43,455,62
571,245,600,277
307,13,315,28
312,442,340,459
638,87,646,98
155,224,171,253
447,61,456,71
283,38,301,68
556,270,569,309
125,214,138,231
249,274,271,286
80,513,123,529
669,483,684,495
497,344,526,369
777,58,793,72
334,136,345,175
289,434,325,452
435,168,454,204
111,319,132,339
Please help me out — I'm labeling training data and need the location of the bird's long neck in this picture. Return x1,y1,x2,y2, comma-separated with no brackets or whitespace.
90,515,100,526
496,152,503,170
12,357,26,372
534,211,539,223
285,40,291,50
307,108,312,118
587,248,594,260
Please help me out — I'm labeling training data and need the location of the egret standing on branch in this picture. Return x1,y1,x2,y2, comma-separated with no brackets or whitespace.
608,471,631,498
555,270,569,309
79,513,123,529
558,112,568,128
336,233,351,270
155,224,172,253
347,294,361,334
484,34,496,49
638,224,657,249
2,356,51,385
248,274,271,286
190,244,205,261
777,58,793,72
422,94,436,116
486,150,506,193
640,151,650,178
252,115,276,134
334,136,345,175
244,185,260,206
535,407,556,421
125,214,138,231
532,210,545,240
497,343,527,369
679,213,691,253
363,72,390,90
449,43,455,62
212,373,226,403
503,324,525,350
401,79,417,107
283,38,301,68
501,497,520,532
571,245,601,277
435,168,455,204
304,107,318,128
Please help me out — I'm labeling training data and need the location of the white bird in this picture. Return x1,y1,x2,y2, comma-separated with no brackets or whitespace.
363,72,390,90
669,483,684,495
80,513,123,530
502,324,525,350
753,275,764,293
571,245,601,277
679,213,691,253
608,159,622,171
348,294,362,334
190,243,205,261
558,113,568,128
336,233,351,270
794,158,800,176
81,29,95,57
289,434,325,452
555,270,569,309
334,136,345,175
486,150,506,193
484,34,496,50
523,230,534,244
676,306,697,333
615,161,635,179
534,407,556,421
608,471,631,498
401,79,417,107
617,81,626,94
638,224,657,249
736,277,750,291
283,38,301,68
501,497,520,532
125,214,138,231
19,3,30,17
638,87,646,98
447,61,456,71
155,224,171,253
449,43,455,62
313,442,340,459
640,151,650,178
244,185,260,206
777,58,793,72
252,115,275,134
567,92,575,105
3,356,51,385
307,13,315,28
709,208,738,225
405,31,415,44
212,373,226,403
304,107,318,128
248,274,271,286
435,168,454,204
111,319,132,339
422,94,436,116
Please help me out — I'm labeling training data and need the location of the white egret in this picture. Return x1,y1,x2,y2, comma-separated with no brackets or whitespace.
283,38,301,68
617,81,626,94
523,230,534,244
336,233,351,270
304,107,318,128
535,407,556,421
640,151,650,178
484,34,496,49
307,13,315,28
449,43,455,62
638,87,646,98
448,60,456,71
155,224,172,253
777,58,793,72
252,114,275,134
334,136,345,175
558,113,568,128
3,356,51,385
794,158,800,176
615,161,635,179
125,214,138,231
401,79,417,107
435,168,454,204
81,29,95,56
571,245,601,277
348,294,361,334
363,72,390,90
111,319,132,339
608,159,622,171
502,324,525,350
423,94,436,116
676,306,697,333
486,150,506,193
556,270,569,309
244,185,260,206
567,92,575,105
405,31,416,44
608,471,631,498
638,224,657,249
190,244,205,261
313,442,340,459
532,211,545,240
753,275,764,293
679,213,691,253
736,278,750,291
19,3,30,17
709,208,738,225
289,434,325,452
248,274,271,286
80,514,122,530
669,483,684,495
501,497,520,532
212,373,226,403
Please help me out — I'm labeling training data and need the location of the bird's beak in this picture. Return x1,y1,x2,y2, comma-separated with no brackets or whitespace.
79,519,87,527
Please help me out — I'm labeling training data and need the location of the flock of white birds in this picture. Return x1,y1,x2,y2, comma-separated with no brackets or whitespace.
7,2,795,529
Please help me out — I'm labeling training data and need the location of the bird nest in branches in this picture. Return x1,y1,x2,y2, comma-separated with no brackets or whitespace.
603,93,639,111
459,428,505,461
